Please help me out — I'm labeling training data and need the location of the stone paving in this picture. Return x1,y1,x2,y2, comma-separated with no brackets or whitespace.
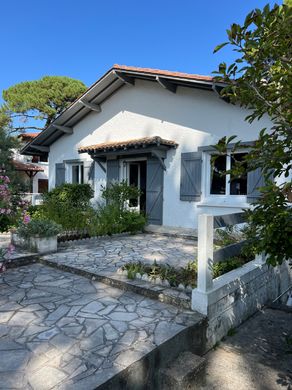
0,263,202,389
44,233,197,273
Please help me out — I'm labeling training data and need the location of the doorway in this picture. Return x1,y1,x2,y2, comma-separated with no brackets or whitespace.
126,160,147,213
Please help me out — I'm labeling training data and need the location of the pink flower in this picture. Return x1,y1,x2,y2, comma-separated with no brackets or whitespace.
23,213,31,224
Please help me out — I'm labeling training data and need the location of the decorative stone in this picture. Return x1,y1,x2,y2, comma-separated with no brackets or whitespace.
141,274,149,282
186,285,193,293
163,279,171,287
117,268,124,275
122,270,128,276
135,273,142,279
155,277,162,285
178,283,185,291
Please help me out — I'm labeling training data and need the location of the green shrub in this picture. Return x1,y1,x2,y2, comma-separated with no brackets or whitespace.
215,225,245,247
41,184,94,230
17,219,62,239
89,182,147,236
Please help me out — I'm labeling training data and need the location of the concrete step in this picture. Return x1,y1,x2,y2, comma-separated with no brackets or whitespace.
159,351,206,389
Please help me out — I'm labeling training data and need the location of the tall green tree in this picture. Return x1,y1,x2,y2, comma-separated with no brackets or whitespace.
213,2,292,265
2,76,86,132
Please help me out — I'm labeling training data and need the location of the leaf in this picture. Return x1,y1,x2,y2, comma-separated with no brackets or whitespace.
213,42,229,53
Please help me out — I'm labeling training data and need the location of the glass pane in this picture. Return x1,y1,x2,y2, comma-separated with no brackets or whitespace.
72,165,79,184
129,164,138,207
80,165,84,184
210,155,226,195
230,153,247,195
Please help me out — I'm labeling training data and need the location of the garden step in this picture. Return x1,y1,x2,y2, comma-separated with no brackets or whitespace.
159,351,206,389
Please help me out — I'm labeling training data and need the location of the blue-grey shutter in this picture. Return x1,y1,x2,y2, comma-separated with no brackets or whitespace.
247,168,265,203
180,152,202,201
106,159,119,185
146,157,164,225
84,160,95,186
55,163,65,187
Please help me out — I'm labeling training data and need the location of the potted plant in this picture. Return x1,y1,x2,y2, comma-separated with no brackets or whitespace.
15,218,62,254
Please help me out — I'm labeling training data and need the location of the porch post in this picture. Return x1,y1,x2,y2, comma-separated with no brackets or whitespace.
197,214,214,292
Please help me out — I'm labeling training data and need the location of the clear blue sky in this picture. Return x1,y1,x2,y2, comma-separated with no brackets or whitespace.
0,0,279,94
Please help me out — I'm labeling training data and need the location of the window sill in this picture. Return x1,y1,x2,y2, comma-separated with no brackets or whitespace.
197,200,250,209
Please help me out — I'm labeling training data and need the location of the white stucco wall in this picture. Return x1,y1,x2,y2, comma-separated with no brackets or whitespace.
49,79,272,229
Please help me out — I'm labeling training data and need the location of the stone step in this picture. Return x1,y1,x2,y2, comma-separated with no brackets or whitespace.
159,351,206,389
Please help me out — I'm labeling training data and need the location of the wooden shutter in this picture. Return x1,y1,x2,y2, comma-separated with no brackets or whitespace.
106,159,119,185
180,152,202,201
84,161,95,186
55,163,65,187
146,157,164,225
247,168,265,203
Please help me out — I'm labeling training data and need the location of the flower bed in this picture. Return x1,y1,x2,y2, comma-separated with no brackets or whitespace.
119,254,252,293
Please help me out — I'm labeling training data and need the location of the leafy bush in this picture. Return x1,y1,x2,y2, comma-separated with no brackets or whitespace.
17,219,62,238
40,184,94,230
89,182,147,236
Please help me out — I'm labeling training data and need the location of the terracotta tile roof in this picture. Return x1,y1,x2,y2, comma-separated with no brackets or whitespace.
79,136,178,153
12,160,44,172
113,64,213,82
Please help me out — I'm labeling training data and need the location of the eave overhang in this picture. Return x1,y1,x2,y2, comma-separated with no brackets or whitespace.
21,65,225,156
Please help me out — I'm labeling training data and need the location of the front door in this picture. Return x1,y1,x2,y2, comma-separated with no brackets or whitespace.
127,161,147,213
146,157,164,225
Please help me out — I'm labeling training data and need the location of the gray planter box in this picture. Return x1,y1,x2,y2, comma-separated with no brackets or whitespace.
12,233,57,254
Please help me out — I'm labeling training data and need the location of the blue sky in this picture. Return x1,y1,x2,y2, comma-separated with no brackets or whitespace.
0,0,279,93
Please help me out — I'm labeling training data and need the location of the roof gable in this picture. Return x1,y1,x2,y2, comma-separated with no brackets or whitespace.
21,65,223,156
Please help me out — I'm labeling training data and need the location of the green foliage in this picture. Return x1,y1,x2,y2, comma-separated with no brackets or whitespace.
212,257,244,278
213,3,292,265
40,184,94,231
215,225,245,247
2,76,86,132
17,219,62,238
122,255,248,288
89,182,147,236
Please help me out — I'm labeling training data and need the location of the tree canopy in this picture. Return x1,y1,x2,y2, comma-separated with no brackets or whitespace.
1,76,87,132
214,2,292,265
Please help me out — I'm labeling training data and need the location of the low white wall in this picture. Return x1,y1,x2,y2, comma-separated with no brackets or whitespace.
192,257,292,350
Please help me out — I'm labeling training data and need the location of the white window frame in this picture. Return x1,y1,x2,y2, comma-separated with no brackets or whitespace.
66,161,84,184
201,151,248,206
120,157,147,212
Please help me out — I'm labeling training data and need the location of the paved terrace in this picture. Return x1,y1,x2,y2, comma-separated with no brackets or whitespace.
44,233,197,272
0,263,204,389
41,234,198,308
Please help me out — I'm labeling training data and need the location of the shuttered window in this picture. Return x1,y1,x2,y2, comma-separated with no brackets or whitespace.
55,163,65,187
180,152,202,201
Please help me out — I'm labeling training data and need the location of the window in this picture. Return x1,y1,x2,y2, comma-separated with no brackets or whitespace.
210,153,247,196
71,163,84,184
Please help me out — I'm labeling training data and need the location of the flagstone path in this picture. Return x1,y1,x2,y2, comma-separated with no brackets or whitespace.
44,233,197,273
0,263,203,389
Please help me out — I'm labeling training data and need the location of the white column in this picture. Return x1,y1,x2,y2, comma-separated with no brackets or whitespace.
197,214,214,292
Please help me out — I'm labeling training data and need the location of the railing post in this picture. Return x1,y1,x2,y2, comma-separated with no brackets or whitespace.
197,214,214,292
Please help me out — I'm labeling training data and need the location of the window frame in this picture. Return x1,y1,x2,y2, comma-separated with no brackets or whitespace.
202,150,249,204
66,161,84,184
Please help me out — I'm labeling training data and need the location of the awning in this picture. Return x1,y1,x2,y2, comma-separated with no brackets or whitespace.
78,136,177,155
78,136,178,170
13,160,44,173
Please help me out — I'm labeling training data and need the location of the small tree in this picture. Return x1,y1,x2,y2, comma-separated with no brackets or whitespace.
213,3,292,265
2,76,86,132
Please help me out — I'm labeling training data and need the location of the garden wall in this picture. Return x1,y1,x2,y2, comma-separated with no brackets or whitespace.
192,256,292,350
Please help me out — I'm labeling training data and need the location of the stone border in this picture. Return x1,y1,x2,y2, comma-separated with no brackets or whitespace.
39,258,192,309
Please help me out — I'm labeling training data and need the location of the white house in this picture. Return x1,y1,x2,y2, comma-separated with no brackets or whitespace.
21,65,272,228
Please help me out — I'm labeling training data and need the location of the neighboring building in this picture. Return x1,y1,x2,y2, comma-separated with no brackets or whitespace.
14,133,48,202
21,65,273,228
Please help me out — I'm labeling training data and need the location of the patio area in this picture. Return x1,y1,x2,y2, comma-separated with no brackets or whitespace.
44,233,197,273
0,263,203,389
